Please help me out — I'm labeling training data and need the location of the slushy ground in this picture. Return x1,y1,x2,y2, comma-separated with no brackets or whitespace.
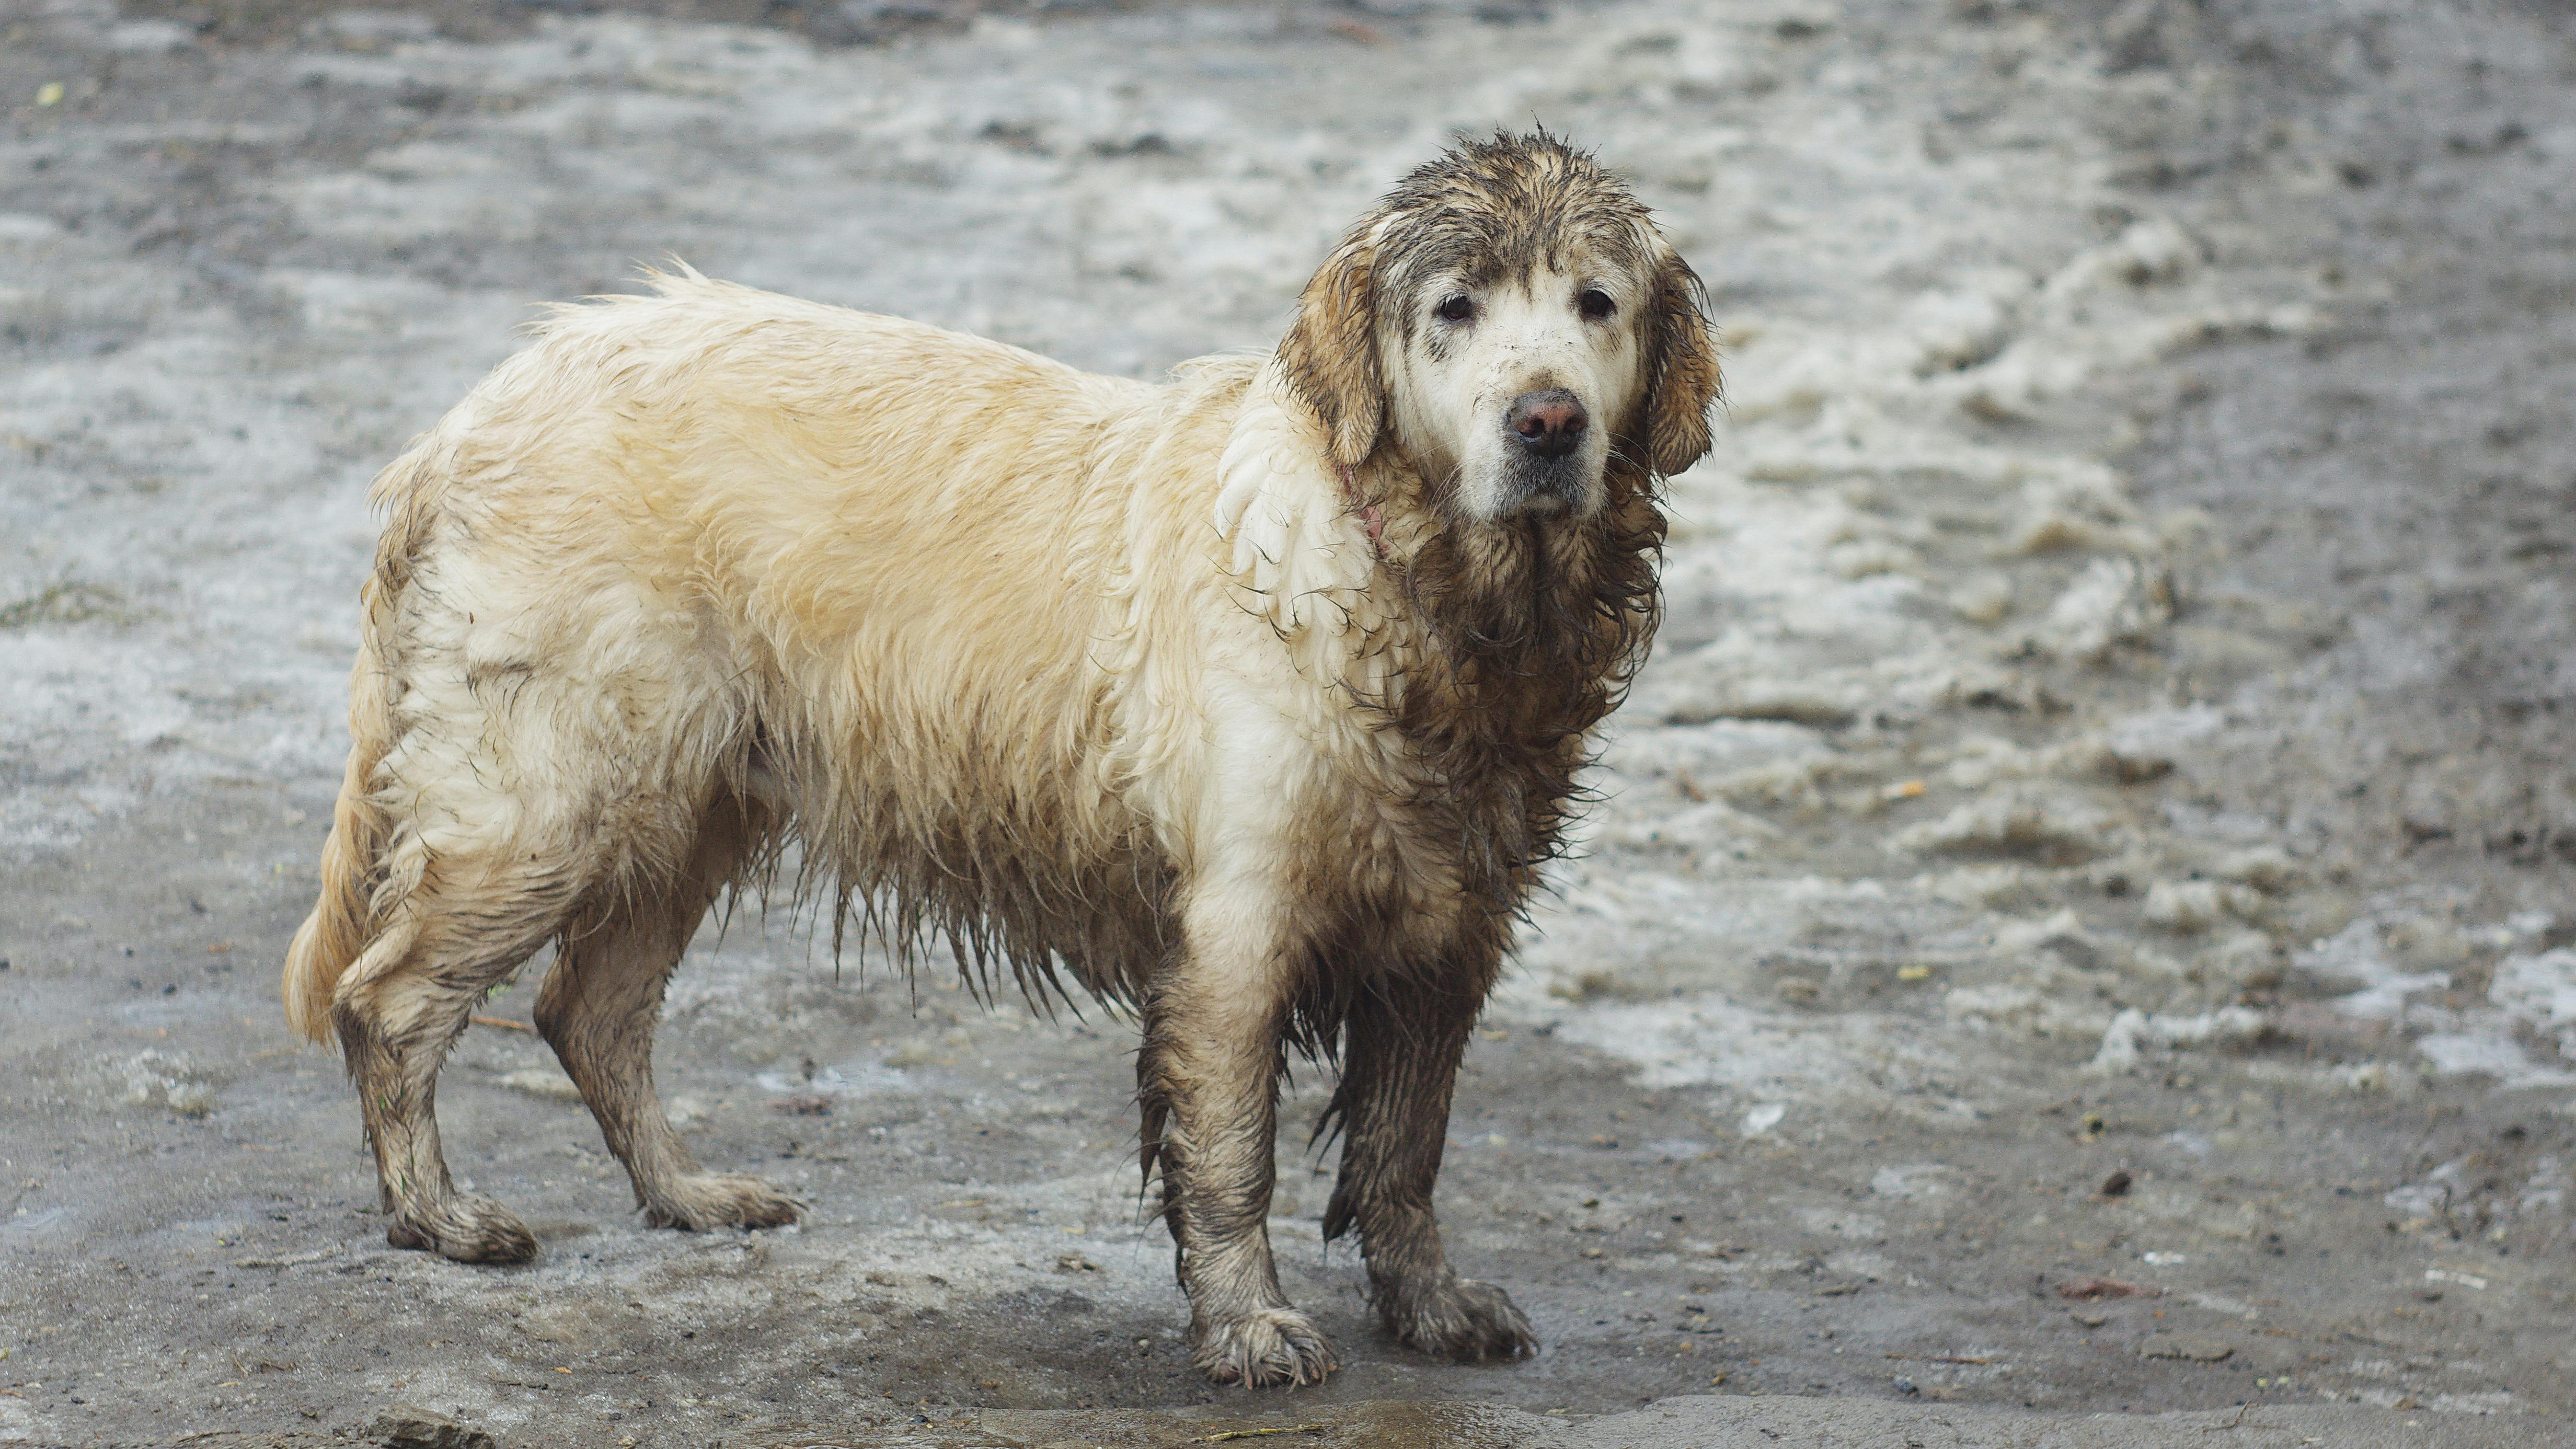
2,1,2572,1444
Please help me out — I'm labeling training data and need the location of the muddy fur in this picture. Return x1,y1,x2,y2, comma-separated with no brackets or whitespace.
282,130,1717,1385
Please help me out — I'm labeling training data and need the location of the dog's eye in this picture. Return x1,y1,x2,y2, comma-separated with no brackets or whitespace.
1435,294,1475,324
1578,288,1616,322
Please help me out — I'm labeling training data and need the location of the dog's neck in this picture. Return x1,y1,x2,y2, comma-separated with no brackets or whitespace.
1212,361,1403,642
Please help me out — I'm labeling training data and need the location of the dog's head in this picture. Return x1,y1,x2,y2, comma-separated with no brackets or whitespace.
1278,131,1720,523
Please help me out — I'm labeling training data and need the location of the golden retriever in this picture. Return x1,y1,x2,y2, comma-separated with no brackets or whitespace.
282,130,1718,1386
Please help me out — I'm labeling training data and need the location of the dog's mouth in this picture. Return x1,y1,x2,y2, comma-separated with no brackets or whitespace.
1490,441,1597,519
1493,458,1587,516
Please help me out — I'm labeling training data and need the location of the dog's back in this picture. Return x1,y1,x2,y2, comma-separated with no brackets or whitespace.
286,275,1246,1050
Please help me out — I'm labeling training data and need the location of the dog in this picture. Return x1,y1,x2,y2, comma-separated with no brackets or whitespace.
282,130,1718,1387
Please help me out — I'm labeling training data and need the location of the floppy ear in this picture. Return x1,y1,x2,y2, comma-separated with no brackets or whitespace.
1275,223,1384,470
1642,245,1722,478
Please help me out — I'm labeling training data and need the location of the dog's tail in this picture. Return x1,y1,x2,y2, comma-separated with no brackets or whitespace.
282,448,439,1045
280,570,401,1044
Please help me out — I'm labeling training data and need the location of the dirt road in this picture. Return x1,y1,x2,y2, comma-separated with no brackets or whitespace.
2,1,2571,1444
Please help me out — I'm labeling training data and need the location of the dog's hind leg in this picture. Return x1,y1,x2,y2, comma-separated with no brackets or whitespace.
335,863,576,1264
1321,964,1536,1363
535,793,799,1233
1140,879,1340,1389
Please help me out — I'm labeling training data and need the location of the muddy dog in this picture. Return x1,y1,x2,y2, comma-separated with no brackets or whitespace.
283,130,1719,1386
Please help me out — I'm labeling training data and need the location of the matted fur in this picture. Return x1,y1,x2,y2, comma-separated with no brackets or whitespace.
283,130,1719,1386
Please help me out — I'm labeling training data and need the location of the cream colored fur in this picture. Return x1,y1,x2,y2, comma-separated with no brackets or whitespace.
289,278,1400,1018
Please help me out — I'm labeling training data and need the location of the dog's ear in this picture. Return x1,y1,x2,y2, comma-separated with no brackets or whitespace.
1642,244,1721,478
1276,223,1384,470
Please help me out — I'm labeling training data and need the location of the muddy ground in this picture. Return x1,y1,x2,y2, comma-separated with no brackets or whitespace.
2,0,2573,1445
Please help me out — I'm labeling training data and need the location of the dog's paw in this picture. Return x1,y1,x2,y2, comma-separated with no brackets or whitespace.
387,1193,537,1265
1192,1306,1340,1388
643,1173,803,1232
1384,1276,1536,1363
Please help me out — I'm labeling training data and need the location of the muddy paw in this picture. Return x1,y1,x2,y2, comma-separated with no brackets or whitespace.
643,1172,803,1232
1385,1276,1536,1363
1192,1306,1340,1388
387,1193,537,1265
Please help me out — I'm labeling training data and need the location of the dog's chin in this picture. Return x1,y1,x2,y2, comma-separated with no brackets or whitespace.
1482,461,1600,522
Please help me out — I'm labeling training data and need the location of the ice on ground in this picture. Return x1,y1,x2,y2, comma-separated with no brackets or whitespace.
2032,557,2174,664
2491,949,2576,1058
2276,926,2576,1096
2083,1007,2271,1076
106,1049,217,1118
2413,1035,2576,1092
2142,880,2259,934
1891,794,2120,864
1945,984,2112,1042
1869,1164,1951,1199
2299,921,2450,1022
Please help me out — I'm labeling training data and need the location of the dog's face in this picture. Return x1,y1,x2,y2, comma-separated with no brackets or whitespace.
1379,250,1647,520
1278,132,1721,524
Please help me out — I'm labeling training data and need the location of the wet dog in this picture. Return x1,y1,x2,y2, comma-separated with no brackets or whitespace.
283,130,1718,1386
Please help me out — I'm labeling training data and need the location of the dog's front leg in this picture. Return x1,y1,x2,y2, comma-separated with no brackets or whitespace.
1139,887,1338,1387
1322,969,1537,1362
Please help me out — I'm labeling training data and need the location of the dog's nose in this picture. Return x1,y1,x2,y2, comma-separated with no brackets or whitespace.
1508,389,1588,461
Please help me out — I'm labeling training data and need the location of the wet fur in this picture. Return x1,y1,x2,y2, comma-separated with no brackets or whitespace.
282,131,1719,1385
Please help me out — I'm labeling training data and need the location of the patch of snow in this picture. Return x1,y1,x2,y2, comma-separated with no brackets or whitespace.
2298,921,2449,1021
1870,1164,1949,1198
2413,1034,2576,1091
2490,948,2576,1057
2083,1006,2270,1076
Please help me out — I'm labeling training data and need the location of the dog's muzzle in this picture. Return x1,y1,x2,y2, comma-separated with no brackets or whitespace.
1494,388,1593,514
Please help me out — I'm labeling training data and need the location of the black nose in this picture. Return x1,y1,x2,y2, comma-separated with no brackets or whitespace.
1508,389,1588,461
